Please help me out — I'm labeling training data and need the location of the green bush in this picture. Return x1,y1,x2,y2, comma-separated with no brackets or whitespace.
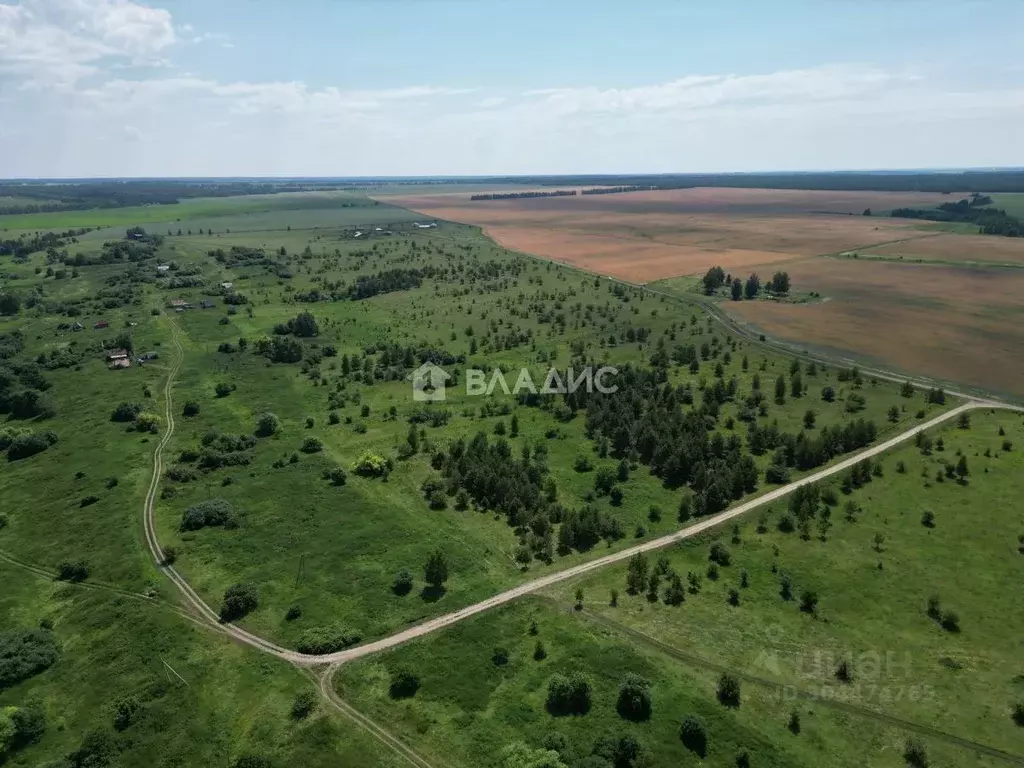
0,629,59,689
219,582,258,622
679,715,707,757
352,451,388,476
389,668,420,699
300,437,323,453
7,431,58,461
180,499,235,531
616,673,652,721
110,402,143,422
296,625,361,655
57,560,89,582
255,412,280,437
546,672,592,716
290,690,316,720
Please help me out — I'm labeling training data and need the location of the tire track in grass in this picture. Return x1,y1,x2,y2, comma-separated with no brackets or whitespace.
145,314,438,768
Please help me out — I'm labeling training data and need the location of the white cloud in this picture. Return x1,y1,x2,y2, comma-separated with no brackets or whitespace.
0,0,176,86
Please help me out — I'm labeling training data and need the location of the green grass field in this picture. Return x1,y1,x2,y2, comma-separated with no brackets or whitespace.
333,596,1012,768
333,409,1024,767
0,190,419,232
0,567,406,767
988,193,1024,219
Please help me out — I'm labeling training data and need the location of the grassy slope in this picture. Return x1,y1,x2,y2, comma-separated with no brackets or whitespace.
544,409,1024,755
334,598,1007,768
0,190,419,232
140,224,941,647
0,569,406,767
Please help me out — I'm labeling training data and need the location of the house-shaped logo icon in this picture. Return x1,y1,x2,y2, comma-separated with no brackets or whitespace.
409,362,452,402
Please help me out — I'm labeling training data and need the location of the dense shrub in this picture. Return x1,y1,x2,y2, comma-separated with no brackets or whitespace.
717,673,741,707
110,402,143,422
219,582,259,622
325,466,347,486
7,431,58,461
165,465,198,483
296,625,361,654
255,412,280,437
389,668,420,699
392,570,414,596
904,738,929,767
295,436,320,454
616,673,652,721
679,715,707,757
134,412,160,433
709,541,732,566
57,560,89,582
0,628,59,689
180,499,236,531
546,672,592,715
290,690,317,720
352,451,388,476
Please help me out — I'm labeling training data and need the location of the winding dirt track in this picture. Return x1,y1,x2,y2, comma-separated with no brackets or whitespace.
143,320,1021,667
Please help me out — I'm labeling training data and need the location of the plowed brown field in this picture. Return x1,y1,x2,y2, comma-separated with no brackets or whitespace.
728,257,1024,397
384,187,946,281
862,233,1024,265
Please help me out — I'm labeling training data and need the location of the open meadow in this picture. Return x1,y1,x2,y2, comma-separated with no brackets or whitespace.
0,567,404,767
334,408,1024,767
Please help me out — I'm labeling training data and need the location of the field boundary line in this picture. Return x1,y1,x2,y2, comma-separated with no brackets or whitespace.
0,549,209,629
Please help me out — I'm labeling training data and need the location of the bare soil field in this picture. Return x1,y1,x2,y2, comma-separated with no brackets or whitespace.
385,187,945,282
862,232,1024,265
728,257,1024,397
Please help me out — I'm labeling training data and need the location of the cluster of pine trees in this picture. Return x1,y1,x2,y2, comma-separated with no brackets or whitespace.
346,267,435,300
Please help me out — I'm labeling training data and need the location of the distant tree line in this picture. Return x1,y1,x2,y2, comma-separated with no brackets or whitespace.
0,180,344,214
477,170,1024,193
579,186,651,195
891,194,1021,236
0,229,90,259
470,190,578,201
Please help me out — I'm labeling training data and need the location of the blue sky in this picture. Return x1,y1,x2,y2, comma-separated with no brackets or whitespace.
1,0,1022,177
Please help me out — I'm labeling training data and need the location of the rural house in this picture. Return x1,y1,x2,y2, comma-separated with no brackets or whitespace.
105,348,130,369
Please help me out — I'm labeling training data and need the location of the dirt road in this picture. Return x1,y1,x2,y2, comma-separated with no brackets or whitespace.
142,352,1009,667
